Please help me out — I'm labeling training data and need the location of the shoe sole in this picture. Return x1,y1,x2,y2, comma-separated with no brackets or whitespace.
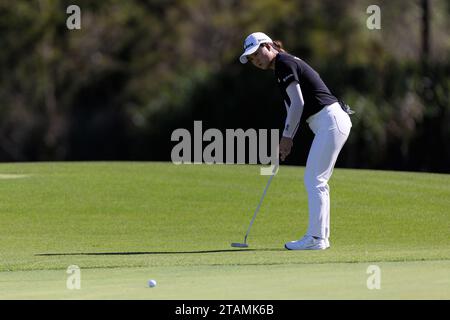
284,244,328,250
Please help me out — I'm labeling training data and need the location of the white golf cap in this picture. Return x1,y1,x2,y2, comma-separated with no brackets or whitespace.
239,32,273,64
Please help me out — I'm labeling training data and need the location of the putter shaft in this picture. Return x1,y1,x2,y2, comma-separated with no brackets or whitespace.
242,164,279,244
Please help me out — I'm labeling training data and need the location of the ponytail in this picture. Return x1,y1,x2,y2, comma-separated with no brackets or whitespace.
271,40,286,53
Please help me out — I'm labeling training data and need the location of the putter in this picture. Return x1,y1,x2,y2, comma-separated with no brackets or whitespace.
231,163,279,248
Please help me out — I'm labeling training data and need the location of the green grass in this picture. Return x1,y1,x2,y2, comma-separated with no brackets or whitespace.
0,162,449,299
2,261,449,300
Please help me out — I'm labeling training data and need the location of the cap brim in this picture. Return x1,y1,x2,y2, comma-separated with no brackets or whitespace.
239,45,259,64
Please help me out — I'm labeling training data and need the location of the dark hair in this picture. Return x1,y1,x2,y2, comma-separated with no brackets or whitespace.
271,40,286,53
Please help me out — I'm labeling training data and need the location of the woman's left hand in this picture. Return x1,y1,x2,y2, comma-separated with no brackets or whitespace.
279,136,293,161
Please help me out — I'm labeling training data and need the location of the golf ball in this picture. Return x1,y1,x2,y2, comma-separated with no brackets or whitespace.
148,279,157,288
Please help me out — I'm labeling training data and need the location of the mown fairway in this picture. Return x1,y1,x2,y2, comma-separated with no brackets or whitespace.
0,162,449,299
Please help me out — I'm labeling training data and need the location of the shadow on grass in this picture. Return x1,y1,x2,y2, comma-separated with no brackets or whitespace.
35,249,285,256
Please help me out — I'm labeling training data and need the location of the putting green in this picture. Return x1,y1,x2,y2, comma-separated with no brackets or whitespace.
0,162,448,299
0,261,448,299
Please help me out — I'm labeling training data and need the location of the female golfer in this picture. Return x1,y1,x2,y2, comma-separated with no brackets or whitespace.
239,32,353,250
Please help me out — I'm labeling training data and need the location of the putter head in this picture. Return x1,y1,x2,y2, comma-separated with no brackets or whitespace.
231,242,249,248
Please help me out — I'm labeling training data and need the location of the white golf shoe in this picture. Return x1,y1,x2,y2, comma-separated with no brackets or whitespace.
284,235,328,250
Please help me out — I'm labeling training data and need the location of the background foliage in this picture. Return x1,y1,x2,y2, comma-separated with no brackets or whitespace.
0,0,449,172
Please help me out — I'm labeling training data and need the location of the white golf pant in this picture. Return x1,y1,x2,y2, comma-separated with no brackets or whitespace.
304,102,352,239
